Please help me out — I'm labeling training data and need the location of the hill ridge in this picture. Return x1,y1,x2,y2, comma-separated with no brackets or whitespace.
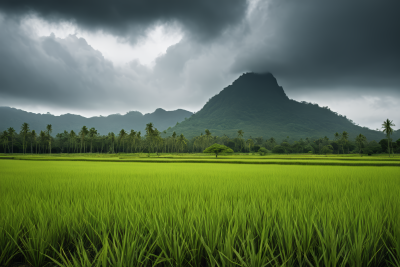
0,107,193,135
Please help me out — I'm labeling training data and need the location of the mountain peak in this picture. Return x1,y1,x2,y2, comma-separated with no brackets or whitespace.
165,72,391,141
220,72,288,102
154,108,166,113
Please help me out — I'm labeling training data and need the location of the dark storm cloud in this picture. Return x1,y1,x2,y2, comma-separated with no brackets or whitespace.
0,0,399,129
0,18,155,113
231,0,400,94
0,0,248,42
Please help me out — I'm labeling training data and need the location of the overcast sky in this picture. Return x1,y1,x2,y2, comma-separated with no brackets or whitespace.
0,0,399,130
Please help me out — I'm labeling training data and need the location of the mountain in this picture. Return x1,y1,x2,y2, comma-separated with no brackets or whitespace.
166,72,398,142
0,107,192,135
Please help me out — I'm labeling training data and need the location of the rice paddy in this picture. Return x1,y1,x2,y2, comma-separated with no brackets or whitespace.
0,158,399,266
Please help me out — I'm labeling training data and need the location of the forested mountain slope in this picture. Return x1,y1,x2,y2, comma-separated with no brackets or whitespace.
166,73,398,142
0,107,192,135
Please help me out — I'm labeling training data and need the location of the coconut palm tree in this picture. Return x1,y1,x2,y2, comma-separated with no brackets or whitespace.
382,119,396,157
136,131,142,153
237,130,244,152
89,127,98,153
355,134,367,155
69,130,76,153
79,126,89,153
341,131,349,154
334,132,340,154
129,130,136,153
118,129,127,153
1,130,8,153
247,139,254,152
31,130,37,154
39,130,46,153
7,127,15,154
172,131,177,153
205,129,211,147
108,132,115,153
177,134,187,153
46,124,52,154
20,122,30,154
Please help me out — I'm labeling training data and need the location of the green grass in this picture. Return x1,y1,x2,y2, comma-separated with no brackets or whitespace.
1,153,399,166
1,160,399,267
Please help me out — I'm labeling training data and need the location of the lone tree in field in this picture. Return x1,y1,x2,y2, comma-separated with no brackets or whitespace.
203,144,234,158
382,119,395,157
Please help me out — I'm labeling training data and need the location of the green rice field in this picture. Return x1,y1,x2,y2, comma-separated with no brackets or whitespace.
1,158,400,266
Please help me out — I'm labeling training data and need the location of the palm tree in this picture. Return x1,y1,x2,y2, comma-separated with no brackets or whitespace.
355,134,367,155
152,129,162,154
341,131,349,154
237,130,244,152
79,126,89,153
89,127,98,153
7,127,15,154
69,130,76,153
46,124,52,154
129,130,136,153
145,123,155,153
31,130,37,154
109,132,115,153
382,119,396,157
1,130,8,153
334,132,340,154
172,131,177,153
162,130,167,153
205,129,211,147
20,122,30,154
247,139,254,152
177,134,187,153
118,129,127,153
39,130,46,153
136,131,142,153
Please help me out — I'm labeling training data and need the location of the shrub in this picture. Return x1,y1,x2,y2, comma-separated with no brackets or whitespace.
272,145,285,154
321,145,333,155
258,147,268,156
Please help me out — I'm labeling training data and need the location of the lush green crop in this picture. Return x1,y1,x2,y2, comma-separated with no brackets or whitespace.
1,160,399,266
2,153,400,166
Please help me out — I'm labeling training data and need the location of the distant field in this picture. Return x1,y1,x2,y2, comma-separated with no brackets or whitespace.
1,160,399,267
1,153,400,166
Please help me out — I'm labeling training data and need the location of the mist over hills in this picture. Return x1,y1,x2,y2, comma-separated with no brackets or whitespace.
166,73,398,142
0,107,192,135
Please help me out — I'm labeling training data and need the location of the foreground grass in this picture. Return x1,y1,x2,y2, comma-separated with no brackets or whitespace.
1,160,400,266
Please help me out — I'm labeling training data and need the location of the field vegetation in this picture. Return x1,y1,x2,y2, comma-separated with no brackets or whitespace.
1,160,399,267
1,118,399,157
1,153,400,166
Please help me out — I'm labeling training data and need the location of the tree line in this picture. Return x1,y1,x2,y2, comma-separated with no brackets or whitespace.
1,119,398,156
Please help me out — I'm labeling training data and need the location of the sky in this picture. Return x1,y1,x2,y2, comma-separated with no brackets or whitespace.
0,0,399,130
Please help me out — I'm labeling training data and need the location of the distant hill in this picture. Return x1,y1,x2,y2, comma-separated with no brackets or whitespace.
166,72,399,142
0,107,193,136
